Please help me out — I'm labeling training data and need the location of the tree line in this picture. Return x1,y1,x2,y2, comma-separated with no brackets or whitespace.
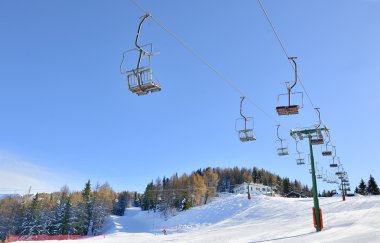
0,180,139,241
355,175,380,195
140,166,312,217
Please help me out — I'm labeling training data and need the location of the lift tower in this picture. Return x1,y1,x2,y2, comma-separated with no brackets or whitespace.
290,126,326,232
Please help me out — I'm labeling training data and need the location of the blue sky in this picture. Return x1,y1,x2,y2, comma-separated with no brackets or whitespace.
0,0,379,194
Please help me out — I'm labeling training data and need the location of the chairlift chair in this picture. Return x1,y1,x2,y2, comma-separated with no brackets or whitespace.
295,141,305,165
236,97,256,142
276,57,303,115
322,136,333,156
296,157,305,165
121,13,161,95
329,155,339,168
316,164,323,179
310,109,324,145
311,136,324,145
276,125,288,156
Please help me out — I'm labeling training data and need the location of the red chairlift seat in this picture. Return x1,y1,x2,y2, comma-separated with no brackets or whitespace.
276,105,299,116
311,138,324,145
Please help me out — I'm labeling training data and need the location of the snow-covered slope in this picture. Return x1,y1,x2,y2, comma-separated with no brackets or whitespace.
19,194,380,243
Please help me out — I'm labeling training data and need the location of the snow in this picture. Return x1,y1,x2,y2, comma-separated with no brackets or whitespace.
17,194,380,243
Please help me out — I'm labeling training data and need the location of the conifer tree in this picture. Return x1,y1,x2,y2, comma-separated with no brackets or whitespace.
61,197,74,234
282,178,291,195
21,193,42,235
358,179,367,195
367,175,380,195
82,180,93,235
355,187,359,194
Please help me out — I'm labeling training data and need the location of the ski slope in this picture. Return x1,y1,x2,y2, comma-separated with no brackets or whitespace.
19,194,380,242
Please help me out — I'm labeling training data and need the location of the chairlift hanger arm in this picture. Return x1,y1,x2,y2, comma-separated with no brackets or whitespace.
276,125,283,142
135,13,152,52
135,13,152,74
315,108,322,129
240,96,247,120
295,140,301,153
288,57,298,91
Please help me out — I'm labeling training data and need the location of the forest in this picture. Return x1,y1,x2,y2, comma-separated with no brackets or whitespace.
1,166,337,240
0,180,138,241
138,166,314,217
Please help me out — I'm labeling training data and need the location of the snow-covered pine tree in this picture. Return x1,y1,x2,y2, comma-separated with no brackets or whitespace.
20,193,41,236
61,196,75,234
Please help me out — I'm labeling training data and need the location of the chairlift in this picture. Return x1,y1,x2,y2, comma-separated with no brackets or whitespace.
322,129,333,156
295,141,305,165
310,108,324,145
235,97,256,142
329,158,338,168
120,13,161,95
335,171,343,176
276,125,288,156
316,163,323,179
276,57,304,115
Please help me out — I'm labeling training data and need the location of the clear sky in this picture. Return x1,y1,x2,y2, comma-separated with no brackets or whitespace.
0,0,379,194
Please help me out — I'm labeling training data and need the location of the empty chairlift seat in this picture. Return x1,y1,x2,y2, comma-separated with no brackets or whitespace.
311,131,324,145
322,150,332,156
296,158,305,165
236,97,256,142
127,67,161,95
277,146,289,156
238,129,256,142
